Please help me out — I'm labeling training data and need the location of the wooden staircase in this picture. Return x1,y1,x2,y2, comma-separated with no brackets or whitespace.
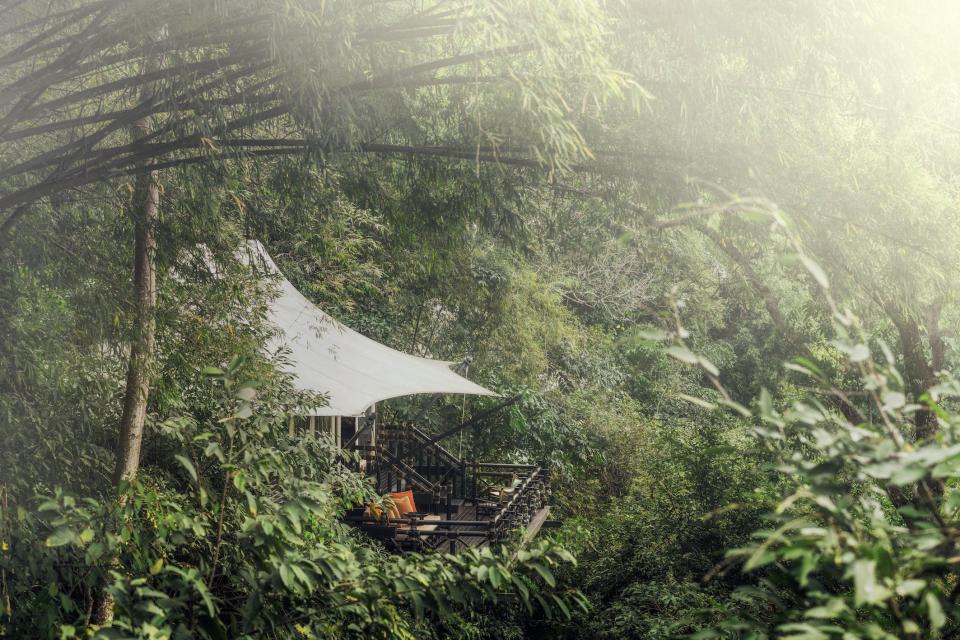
345,422,552,550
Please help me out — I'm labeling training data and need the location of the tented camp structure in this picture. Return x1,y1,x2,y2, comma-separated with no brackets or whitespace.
246,241,552,552
245,241,496,417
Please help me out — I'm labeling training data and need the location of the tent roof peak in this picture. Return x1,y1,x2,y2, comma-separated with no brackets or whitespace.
243,240,497,416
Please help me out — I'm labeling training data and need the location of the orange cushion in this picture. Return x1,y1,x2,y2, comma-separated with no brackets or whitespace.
365,500,401,520
386,501,401,519
389,490,417,516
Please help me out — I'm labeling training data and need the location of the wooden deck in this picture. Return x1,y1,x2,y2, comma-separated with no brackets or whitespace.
405,502,489,552
445,502,487,550
348,499,554,553
425,503,553,551
346,426,552,553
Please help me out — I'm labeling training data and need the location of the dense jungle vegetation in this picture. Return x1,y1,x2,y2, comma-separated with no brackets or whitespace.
4,1,960,638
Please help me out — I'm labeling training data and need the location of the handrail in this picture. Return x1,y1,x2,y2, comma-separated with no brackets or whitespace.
381,422,463,467
347,423,548,547
476,462,538,470
491,467,543,528
405,423,462,466
342,420,372,449
375,446,439,494
344,515,492,528
380,422,465,495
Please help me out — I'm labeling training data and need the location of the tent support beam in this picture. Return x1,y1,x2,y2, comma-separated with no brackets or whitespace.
429,395,521,445
342,406,376,449
343,422,368,449
406,358,473,425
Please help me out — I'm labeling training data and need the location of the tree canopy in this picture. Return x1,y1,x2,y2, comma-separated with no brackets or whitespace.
5,1,960,639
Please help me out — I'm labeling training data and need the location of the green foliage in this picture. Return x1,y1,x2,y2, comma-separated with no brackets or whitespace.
722,340,960,638
1,365,583,638
543,410,776,640
6,1,960,639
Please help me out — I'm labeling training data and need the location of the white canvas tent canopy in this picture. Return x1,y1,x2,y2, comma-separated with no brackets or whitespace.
242,240,496,416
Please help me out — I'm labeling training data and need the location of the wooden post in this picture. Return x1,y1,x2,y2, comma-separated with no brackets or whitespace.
365,404,376,447
472,460,478,509
447,484,455,553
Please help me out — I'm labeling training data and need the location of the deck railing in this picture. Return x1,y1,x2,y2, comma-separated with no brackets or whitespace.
343,425,551,551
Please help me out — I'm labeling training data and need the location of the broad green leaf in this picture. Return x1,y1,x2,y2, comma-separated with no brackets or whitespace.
45,527,76,548
804,597,846,619
848,344,870,363
890,465,927,486
529,562,556,587
799,254,830,289
634,328,666,341
759,388,774,418
926,592,946,634
777,622,828,640
677,393,716,410
718,398,752,417
85,542,105,564
881,390,906,410
666,345,699,365
236,386,257,401
174,455,198,482
896,579,926,597
279,563,294,590
852,560,891,605
697,355,719,376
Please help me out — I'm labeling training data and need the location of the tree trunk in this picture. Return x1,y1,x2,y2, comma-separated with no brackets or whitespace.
698,229,873,423
884,301,937,440
112,126,159,484
696,225,788,332
926,303,945,374
90,118,159,628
